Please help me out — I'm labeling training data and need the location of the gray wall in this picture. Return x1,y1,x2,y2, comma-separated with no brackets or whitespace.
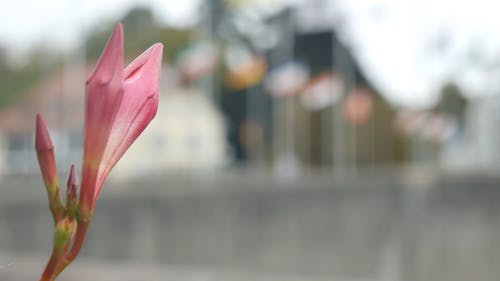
0,169,499,281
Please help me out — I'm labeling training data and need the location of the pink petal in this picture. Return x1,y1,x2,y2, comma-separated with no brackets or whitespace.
80,23,125,209
93,43,163,199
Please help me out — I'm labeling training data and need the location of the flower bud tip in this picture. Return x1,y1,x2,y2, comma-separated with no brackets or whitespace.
35,114,54,151
67,164,78,189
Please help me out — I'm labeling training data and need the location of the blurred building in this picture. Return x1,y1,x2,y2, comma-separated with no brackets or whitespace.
113,86,228,178
258,6,405,170
293,30,405,167
0,61,228,176
200,2,406,169
0,64,85,174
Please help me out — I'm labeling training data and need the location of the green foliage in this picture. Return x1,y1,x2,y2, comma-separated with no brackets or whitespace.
0,5,194,109
0,59,48,109
85,6,193,62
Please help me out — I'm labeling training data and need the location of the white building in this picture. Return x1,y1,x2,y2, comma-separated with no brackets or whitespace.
112,88,228,179
0,64,228,178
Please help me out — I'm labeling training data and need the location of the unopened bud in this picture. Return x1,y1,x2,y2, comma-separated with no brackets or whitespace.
35,114,59,193
66,165,79,219
36,114,64,222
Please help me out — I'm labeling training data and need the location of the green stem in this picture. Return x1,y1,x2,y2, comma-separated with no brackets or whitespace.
39,216,79,281
53,220,89,277
48,188,64,224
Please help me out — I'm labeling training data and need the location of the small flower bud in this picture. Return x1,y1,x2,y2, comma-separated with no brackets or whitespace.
36,114,64,222
66,165,79,219
35,114,59,192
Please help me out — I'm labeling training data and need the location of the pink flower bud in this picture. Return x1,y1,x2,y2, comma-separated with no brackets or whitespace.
79,23,163,215
35,114,59,192
66,164,79,219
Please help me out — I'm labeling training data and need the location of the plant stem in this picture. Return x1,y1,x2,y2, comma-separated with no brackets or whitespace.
39,219,89,281
48,188,64,224
39,248,61,281
53,221,89,277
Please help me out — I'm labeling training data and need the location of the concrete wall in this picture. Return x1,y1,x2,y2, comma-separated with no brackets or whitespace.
0,169,499,281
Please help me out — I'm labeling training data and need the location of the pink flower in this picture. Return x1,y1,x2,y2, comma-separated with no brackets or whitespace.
79,23,163,216
36,23,163,281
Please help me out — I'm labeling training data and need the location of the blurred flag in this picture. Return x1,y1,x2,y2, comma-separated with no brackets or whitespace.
177,41,219,81
265,61,309,98
343,86,373,126
223,44,267,90
300,71,344,111
394,110,458,144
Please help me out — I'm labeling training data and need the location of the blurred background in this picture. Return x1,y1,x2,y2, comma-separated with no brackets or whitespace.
1,0,500,280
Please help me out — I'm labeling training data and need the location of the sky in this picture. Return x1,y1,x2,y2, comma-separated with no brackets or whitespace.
334,0,500,107
1,0,500,108
0,0,200,54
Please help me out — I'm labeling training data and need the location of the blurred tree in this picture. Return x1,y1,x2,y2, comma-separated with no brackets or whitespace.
0,5,195,110
85,6,192,62
0,46,7,74
435,83,467,125
0,49,53,109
